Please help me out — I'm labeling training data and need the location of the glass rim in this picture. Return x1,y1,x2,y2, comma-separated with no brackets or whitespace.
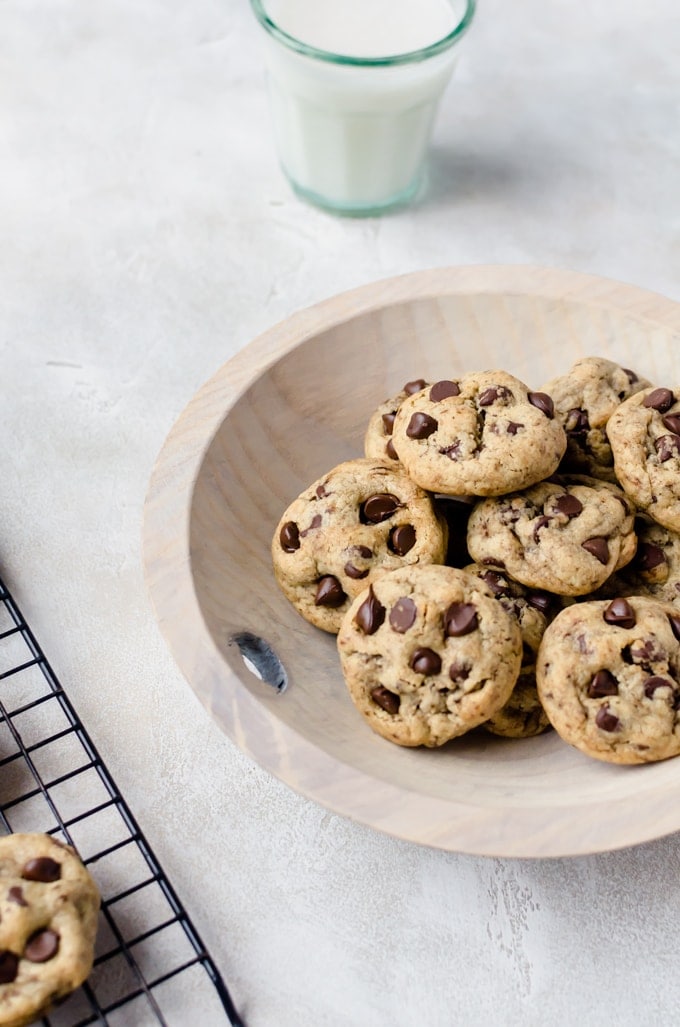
249,0,476,67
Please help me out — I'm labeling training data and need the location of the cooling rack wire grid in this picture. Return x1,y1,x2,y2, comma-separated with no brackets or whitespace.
0,572,244,1026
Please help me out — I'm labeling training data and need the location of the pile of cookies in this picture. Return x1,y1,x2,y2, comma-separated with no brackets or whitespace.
271,358,680,766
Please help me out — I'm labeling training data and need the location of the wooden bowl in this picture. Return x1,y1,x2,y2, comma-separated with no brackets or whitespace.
143,266,680,857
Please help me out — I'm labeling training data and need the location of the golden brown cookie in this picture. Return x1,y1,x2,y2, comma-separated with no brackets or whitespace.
466,476,637,596
464,564,554,738
390,371,566,496
363,378,430,466
540,356,650,481
536,597,680,764
272,458,447,633
607,385,680,532
0,833,100,1027
336,565,522,747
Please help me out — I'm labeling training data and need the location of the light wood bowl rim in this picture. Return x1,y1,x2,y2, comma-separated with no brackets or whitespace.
143,264,680,857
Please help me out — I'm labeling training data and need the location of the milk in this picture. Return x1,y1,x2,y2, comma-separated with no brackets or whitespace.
265,0,459,59
252,0,474,213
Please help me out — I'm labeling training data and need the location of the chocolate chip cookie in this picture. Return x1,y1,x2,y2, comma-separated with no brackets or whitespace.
272,458,448,633
336,565,522,747
390,371,567,496
541,356,650,481
607,385,680,532
466,476,637,596
536,597,680,764
363,378,430,465
613,515,680,607
464,564,553,737
0,833,100,1026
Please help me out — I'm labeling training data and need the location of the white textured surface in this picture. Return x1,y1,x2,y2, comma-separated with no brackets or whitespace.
2,1,680,1024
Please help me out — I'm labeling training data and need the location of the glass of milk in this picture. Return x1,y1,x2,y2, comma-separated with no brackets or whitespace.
250,0,476,215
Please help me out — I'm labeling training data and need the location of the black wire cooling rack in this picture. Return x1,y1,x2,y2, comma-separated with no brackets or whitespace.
0,572,244,1027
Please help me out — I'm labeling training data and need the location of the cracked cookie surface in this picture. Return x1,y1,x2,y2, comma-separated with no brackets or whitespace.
607,385,680,532
272,458,447,633
536,597,680,764
336,565,522,747
0,833,100,1027
466,476,636,596
541,356,650,482
390,371,566,496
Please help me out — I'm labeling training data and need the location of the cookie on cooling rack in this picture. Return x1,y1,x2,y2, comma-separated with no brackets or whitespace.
0,833,100,1027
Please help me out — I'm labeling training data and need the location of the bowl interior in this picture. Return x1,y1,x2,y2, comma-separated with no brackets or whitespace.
188,286,680,838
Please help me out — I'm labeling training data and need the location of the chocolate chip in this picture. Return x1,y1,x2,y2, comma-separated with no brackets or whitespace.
554,494,583,518
635,542,666,572
410,647,442,675
654,435,680,462
595,706,620,732
388,524,416,556
526,592,553,614
669,614,680,641
371,685,400,714
404,379,427,395
344,563,369,580
439,441,461,459
582,537,610,565
406,412,438,439
506,422,524,435
315,484,328,498
644,676,674,698
644,388,675,412
7,887,27,907
565,407,590,432
300,514,322,537
22,857,61,883
24,929,59,963
279,521,300,553
629,639,664,665
481,570,510,596
382,411,397,434
444,602,478,637
587,670,618,698
0,951,18,984
623,368,638,384
429,380,460,401
662,414,680,435
385,439,399,461
314,576,346,608
533,515,552,543
355,545,372,558
479,385,513,407
355,586,386,634
603,598,636,628
527,392,555,419
361,493,402,523
389,597,417,633
449,662,470,682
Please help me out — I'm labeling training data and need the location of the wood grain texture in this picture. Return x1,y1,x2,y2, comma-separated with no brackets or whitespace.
143,265,680,857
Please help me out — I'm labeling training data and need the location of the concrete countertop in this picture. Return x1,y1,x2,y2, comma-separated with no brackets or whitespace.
2,1,680,1024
